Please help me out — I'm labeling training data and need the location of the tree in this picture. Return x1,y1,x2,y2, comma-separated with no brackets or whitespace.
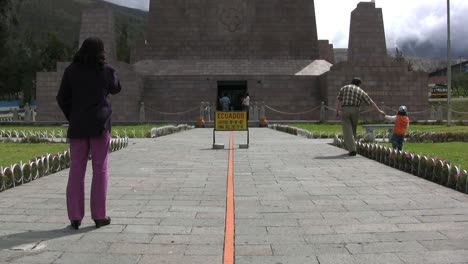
394,48,413,72
39,32,74,71
452,72,468,97
117,23,130,63
0,0,23,100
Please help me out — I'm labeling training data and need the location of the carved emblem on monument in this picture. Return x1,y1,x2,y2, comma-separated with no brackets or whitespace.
220,8,244,32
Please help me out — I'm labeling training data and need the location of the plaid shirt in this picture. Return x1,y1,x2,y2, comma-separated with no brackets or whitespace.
337,84,372,107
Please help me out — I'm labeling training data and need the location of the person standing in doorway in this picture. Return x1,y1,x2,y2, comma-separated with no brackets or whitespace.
241,92,250,120
219,93,231,111
335,77,385,156
57,37,121,230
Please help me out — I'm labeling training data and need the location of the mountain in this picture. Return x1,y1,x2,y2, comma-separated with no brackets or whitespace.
333,48,457,73
15,0,148,50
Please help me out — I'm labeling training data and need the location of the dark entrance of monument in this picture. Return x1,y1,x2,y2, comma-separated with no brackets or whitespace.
217,81,247,111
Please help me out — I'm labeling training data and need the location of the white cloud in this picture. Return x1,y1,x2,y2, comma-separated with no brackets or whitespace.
103,0,149,10
316,0,466,53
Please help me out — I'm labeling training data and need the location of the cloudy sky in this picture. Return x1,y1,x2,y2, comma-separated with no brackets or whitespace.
103,0,468,58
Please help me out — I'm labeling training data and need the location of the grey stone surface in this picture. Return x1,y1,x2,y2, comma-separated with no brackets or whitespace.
0,128,467,263
36,1,430,122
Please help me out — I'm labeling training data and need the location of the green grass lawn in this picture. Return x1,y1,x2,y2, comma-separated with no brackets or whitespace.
377,142,468,170
290,124,468,135
0,143,70,168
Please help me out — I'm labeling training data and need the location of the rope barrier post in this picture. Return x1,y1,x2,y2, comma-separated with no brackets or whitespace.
320,102,325,122
207,102,212,122
139,101,145,123
437,102,443,122
253,102,259,121
199,102,205,118
260,102,266,119
380,102,385,122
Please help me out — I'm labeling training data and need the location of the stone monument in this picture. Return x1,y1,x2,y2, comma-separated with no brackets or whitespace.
36,1,429,122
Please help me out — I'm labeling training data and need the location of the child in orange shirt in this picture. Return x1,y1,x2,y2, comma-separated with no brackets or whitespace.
385,106,410,151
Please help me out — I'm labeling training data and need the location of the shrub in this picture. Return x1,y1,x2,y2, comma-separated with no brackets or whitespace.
22,163,31,183
3,168,14,188
13,164,22,185
433,159,445,183
52,155,60,172
448,166,460,189
425,158,436,180
456,170,468,193
30,161,38,180
412,155,420,176
37,159,44,177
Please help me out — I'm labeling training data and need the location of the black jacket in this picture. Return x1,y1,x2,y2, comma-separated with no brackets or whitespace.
56,63,121,138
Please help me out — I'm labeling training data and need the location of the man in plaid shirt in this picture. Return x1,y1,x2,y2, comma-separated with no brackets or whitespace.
335,77,385,156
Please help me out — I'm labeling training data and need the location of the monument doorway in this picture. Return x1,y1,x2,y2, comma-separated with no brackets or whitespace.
217,81,247,111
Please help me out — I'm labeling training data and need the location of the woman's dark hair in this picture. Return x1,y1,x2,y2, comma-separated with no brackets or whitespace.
351,77,362,86
73,37,105,69
397,111,407,116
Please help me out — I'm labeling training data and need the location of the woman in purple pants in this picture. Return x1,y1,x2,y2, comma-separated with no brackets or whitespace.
57,37,121,230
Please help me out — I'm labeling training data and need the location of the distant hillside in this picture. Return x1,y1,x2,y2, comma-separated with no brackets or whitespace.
333,48,454,73
16,0,148,50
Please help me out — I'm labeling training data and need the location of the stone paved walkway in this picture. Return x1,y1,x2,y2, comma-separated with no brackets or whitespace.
1,128,468,264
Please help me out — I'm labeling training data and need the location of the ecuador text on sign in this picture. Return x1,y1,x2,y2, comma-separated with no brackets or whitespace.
215,112,247,131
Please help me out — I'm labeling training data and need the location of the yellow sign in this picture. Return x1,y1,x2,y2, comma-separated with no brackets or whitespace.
215,112,248,131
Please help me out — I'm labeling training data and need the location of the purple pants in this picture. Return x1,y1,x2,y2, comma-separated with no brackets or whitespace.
67,132,110,221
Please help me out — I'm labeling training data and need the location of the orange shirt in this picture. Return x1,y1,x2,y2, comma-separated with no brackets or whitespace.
394,115,410,135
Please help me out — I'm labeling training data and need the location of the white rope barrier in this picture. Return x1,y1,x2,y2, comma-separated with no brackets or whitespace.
382,105,429,114
324,106,337,112
264,105,321,115
144,106,199,115
451,109,468,115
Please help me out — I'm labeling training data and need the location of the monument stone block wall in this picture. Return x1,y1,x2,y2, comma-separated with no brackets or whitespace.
36,0,430,122
142,77,213,121
259,77,322,120
110,62,143,122
318,40,335,64
326,61,429,120
348,2,387,65
36,72,65,121
79,3,116,61
143,0,319,60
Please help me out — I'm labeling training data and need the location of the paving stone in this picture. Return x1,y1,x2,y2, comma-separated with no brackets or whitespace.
304,233,380,244
374,231,448,242
419,239,468,251
397,222,468,232
317,253,404,264
54,252,140,264
272,244,349,256
236,244,273,256
107,243,186,254
0,250,63,264
80,232,153,243
138,255,221,264
151,234,223,245
237,234,306,245
235,256,319,264
397,250,468,264
346,241,427,254
1,128,468,263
